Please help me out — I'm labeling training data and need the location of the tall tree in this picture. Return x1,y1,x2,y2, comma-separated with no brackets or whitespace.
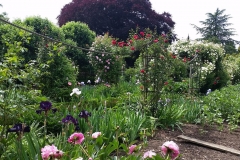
57,0,175,41
192,8,237,53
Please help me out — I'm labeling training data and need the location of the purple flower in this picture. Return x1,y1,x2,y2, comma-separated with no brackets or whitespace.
40,101,52,110
7,123,30,137
62,115,78,125
79,110,91,118
36,101,57,115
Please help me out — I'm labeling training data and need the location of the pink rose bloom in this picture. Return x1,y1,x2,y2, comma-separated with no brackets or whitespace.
92,132,101,139
143,150,156,159
68,132,85,144
41,144,63,160
128,145,137,154
161,141,180,160
68,82,72,86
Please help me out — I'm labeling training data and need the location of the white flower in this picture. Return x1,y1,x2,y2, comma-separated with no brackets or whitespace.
70,88,81,96
74,157,83,160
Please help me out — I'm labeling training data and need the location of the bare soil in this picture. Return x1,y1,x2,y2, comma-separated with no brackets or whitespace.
143,124,240,160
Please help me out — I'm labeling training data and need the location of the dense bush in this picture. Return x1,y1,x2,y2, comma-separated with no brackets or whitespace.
168,40,229,93
202,84,240,130
37,42,77,101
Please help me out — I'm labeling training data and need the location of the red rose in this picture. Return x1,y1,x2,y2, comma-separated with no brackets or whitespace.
131,46,135,51
164,39,168,43
118,42,124,47
140,69,145,73
133,35,139,40
140,31,145,37
153,39,158,43
112,40,117,45
146,34,151,38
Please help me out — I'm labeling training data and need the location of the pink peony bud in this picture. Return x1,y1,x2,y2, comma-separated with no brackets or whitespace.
92,132,101,139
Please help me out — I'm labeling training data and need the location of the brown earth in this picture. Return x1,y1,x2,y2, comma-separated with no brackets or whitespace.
143,124,240,160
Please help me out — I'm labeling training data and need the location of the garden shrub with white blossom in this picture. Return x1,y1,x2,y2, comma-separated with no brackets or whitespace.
168,39,229,92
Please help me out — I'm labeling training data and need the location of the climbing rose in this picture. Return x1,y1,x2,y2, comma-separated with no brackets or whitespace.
68,133,85,144
143,150,156,159
140,69,145,73
140,31,145,37
112,39,117,45
133,35,138,40
161,141,180,160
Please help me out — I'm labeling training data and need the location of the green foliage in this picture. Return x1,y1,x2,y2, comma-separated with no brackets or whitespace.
202,84,240,130
37,42,77,101
61,21,95,48
64,39,94,82
223,54,240,84
21,16,64,63
123,68,138,82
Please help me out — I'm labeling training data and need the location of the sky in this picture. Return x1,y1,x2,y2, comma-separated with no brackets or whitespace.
0,0,239,42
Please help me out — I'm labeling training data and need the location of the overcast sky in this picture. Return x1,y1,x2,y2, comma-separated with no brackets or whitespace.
1,0,239,42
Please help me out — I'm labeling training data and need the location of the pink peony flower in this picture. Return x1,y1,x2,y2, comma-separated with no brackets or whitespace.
161,141,180,160
92,132,101,139
41,144,63,160
143,150,156,159
128,145,137,154
68,132,85,144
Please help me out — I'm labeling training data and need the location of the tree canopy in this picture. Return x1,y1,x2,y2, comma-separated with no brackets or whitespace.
192,8,237,53
57,0,175,41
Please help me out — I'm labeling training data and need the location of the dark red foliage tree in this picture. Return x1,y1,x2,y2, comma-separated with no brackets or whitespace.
57,0,175,41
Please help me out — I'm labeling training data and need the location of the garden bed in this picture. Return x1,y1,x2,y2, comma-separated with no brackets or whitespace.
144,124,240,160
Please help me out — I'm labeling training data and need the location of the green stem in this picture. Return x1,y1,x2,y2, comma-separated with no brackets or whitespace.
79,145,90,158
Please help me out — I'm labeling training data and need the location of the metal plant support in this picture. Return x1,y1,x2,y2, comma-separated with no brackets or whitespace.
188,54,202,95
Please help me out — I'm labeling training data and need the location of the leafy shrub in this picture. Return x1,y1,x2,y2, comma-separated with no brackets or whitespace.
202,84,240,130
88,34,127,84
169,40,228,93
37,42,77,101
